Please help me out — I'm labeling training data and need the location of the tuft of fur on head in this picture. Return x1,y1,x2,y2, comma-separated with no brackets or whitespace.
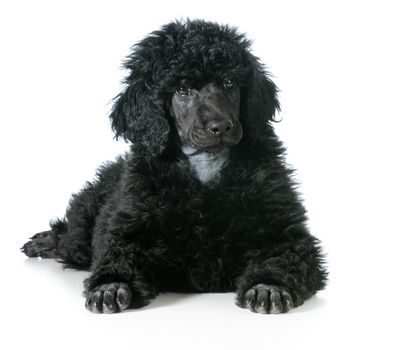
109,19,280,155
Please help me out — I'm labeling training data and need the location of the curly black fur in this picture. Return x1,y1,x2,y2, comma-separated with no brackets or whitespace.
21,19,327,314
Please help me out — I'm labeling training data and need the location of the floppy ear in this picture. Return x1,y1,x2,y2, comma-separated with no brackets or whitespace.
241,54,280,143
109,72,170,155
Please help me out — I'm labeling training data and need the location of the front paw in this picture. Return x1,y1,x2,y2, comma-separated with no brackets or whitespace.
85,282,132,314
236,284,299,314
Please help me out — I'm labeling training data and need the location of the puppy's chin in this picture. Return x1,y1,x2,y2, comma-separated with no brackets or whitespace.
205,138,242,151
201,144,230,153
182,139,239,156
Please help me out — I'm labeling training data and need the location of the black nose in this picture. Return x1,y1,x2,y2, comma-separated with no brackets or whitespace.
206,119,234,136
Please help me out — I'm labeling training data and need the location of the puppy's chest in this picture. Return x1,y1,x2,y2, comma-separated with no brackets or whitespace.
164,185,240,243
185,149,229,185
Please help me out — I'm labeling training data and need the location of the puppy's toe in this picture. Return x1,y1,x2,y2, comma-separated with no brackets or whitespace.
85,290,103,313
102,290,117,313
116,284,132,311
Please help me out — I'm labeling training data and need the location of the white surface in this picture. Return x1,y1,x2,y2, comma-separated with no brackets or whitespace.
1,1,403,349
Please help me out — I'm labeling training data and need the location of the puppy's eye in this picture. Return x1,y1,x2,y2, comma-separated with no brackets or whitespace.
223,79,235,89
175,87,193,97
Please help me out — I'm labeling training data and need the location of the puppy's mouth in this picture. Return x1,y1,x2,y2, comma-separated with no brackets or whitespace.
201,141,236,152
188,124,243,152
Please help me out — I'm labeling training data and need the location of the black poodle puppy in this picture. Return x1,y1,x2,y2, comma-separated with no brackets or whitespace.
21,19,327,314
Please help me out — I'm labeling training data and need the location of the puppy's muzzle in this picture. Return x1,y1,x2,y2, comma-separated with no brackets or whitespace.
206,119,234,137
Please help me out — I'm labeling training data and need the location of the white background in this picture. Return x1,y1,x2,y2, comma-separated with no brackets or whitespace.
1,0,403,349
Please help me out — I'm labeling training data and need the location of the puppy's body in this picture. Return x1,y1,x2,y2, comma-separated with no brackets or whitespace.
22,20,327,314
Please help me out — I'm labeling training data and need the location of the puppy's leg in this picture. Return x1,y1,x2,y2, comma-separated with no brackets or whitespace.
21,158,124,269
235,225,327,314
21,216,92,270
83,243,157,314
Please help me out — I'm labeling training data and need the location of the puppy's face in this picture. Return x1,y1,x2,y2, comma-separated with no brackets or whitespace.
170,80,243,152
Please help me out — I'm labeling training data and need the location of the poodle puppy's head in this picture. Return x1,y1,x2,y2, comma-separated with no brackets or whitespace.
170,81,243,153
109,19,280,155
